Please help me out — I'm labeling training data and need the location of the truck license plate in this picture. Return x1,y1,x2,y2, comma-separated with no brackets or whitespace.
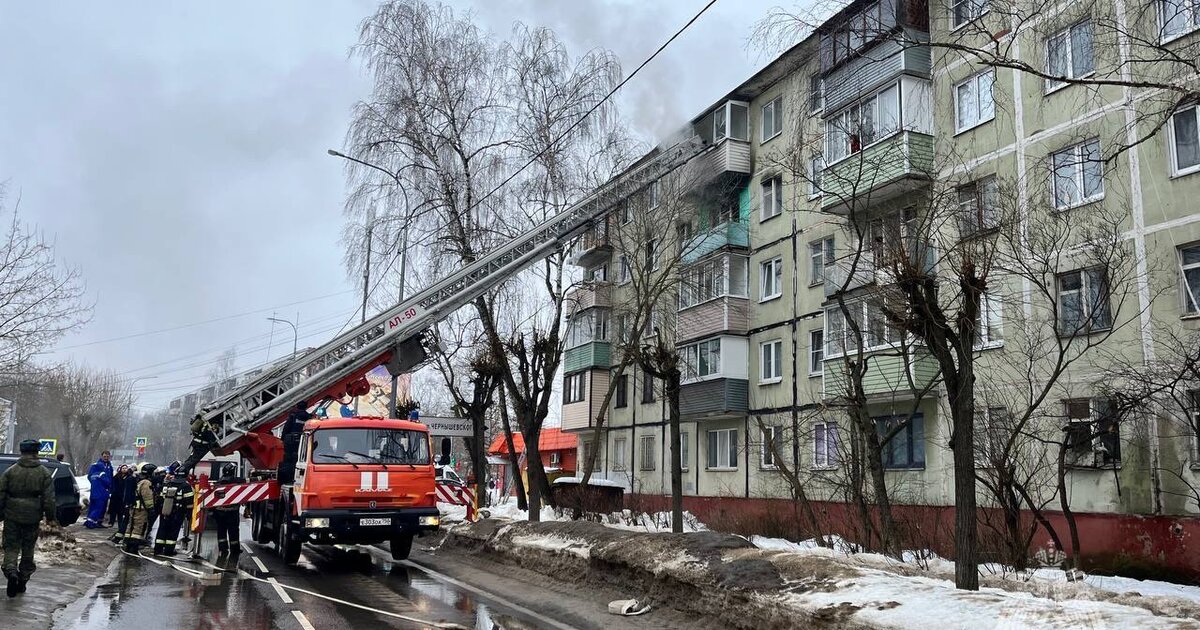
360,518,391,526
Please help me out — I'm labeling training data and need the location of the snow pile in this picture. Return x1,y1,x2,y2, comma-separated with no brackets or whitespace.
480,499,562,523
33,523,94,566
601,510,708,533
508,532,592,559
551,476,624,488
750,534,860,555
437,502,468,523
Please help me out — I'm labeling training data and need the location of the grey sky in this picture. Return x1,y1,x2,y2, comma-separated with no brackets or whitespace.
0,0,783,412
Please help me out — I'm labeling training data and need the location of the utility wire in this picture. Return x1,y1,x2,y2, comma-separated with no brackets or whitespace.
337,0,721,333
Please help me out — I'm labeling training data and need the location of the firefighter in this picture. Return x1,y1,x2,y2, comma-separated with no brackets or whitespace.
279,401,310,484
108,465,133,543
0,439,57,597
211,463,244,556
124,463,156,553
180,413,219,474
152,470,193,556
145,468,167,544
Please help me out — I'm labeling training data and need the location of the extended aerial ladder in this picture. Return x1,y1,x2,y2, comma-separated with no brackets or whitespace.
194,137,707,470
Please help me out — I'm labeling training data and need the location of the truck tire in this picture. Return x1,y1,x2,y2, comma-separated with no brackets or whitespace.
281,517,302,565
251,506,271,544
390,534,413,561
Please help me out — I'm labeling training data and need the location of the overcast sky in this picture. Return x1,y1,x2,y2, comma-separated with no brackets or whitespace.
0,0,786,413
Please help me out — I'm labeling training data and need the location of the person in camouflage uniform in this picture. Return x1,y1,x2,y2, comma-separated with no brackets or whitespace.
0,440,57,597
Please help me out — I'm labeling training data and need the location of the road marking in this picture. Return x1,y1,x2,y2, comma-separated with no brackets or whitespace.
250,555,270,573
397,558,580,630
291,610,316,630
268,577,294,604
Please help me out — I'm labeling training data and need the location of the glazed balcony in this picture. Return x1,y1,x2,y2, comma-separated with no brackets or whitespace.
821,131,933,214
565,281,612,312
563,341,611,372
822,350,940,401
680,378,749,420
681,220,749,264
561,369,609,432
677,297,749,344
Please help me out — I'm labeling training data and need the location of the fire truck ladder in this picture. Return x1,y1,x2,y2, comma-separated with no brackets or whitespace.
199,137,706,460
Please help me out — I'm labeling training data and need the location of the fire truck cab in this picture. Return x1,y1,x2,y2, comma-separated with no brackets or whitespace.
249,416,440,563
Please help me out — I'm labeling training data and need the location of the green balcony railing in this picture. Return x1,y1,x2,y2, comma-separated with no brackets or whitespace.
563,341,611,372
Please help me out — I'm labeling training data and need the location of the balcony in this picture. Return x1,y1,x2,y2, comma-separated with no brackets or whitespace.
680,378,749,420
822,351,940,401
677,296,749,343
561,370,608,432
565,282,612,312
821,131,933,214
568,223,612,267
563,341,611,372
824,258,876,298
681,221,749,264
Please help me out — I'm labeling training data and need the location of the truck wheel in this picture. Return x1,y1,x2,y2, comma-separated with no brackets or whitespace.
281,518,302,564
390,534,413,561
251,507,271,544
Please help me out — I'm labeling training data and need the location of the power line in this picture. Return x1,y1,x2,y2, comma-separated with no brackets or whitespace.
52,289,356,350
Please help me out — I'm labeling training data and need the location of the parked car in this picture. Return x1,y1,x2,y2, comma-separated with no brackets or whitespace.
0,454,82,526
435,466,464,487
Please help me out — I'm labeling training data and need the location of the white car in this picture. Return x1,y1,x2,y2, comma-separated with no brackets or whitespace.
435,466,464,487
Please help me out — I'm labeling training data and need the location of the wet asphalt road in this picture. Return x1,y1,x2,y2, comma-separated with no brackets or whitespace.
53,521,560,629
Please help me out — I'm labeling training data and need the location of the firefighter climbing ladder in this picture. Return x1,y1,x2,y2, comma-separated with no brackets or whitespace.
197,137,707,453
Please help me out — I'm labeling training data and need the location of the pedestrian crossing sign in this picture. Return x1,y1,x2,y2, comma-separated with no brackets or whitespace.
134,437,148,447
38,439,56,456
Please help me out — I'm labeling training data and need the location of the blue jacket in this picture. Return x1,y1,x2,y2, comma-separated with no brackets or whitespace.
87,459,113,495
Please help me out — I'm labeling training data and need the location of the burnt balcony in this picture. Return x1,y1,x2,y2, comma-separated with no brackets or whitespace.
568,222,613,268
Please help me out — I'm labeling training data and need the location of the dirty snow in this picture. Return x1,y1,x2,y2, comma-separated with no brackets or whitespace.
551,476,624,488
600,510,707,533
437,502,467,523
508,532,592,559
33,524,94,567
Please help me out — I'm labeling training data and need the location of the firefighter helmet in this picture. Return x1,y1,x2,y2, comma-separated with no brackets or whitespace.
220,463,237,478
140,462,157,476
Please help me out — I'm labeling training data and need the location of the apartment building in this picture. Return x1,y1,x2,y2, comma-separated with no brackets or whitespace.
559,0,1200,572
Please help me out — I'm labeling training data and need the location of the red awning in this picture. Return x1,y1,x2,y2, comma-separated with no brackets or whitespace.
488,428,577,455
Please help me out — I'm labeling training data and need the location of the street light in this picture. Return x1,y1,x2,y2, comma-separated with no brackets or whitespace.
267,317,298,357
125,376,158,447
328,148,412,418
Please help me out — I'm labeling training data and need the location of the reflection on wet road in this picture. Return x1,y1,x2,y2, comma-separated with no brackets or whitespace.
55,523,561,629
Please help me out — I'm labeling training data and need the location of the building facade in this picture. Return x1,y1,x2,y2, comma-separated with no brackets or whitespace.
560,0,1200,573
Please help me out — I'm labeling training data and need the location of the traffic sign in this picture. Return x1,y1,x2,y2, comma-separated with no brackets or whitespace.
422,416,472,437
134,437,148,447
38,439,57,456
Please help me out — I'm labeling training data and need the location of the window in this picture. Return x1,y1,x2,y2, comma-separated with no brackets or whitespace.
876,414,925,469
706,428,738,469
1064,398,1121,467
642,372,656,403
808,155,824,198
565,310,609,347
760,257,783,301
761,426,780,468
760,339,783,383
825,83,900,163
618,254,631,283
613,437,627,471
682,338,722,379
564,372,586,404
1181,244,1200,314
713,101,749,142
619,200,631,225
761,175,784,220
679,254,748,309
761,96,784,141
975,292,1004,347
581,440,601,471
809,330,825,375
955,69,995,132
957,176,999,234
585,264,608,282
825,1,884,66
1057,268,1112,333
646,239,661,271
814,422,839,467
1051,138,1103,209
679,432,690,470
952,0,988,27
639,436,655,470
648,180,661,210
1188,391,1200,459
974,406,1011,466
1046,21,1095,92
1161,0,1200,41
615,313,629,344
549,451,561,467
615,374,628,408
1171,105,1200,175
809,75,824,112
825,299,902,356
810,237,835,284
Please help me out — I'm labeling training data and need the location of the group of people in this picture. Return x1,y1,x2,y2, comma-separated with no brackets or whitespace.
82,454,244,557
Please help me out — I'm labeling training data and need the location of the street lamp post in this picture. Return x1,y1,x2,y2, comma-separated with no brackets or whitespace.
328,149,411,418
267,317,298,357
125,376,158,448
